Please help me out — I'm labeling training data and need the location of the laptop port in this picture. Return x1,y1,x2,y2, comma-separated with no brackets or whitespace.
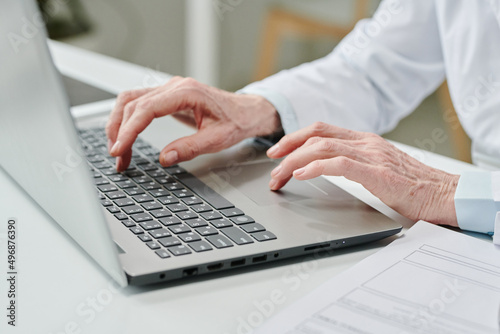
252,255,267,263
304,243,330,252
230,259,246,267
207,263,223,271
183,267,198,277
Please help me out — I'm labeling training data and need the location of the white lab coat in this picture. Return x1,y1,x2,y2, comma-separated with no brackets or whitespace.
240,0,500,237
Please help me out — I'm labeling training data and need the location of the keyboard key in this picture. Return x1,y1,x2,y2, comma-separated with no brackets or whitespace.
168,224,191,234
252,231,277,242
178,232,201,243
94,178,109,186
205,235,233,249
172,189,194,198
133,157,150,165
94,162,112,170
129,226,144,235
165,166,187,175
165,183,184,191
149,228,171,239
155,176,175,184
191,203,212,213
149,189,170,198
125,187,145,196
150,208,172,218
158,236,181,247
200,211,222,220
121,220,136,228
132,194,154,203
141,201,162,211
240,223,265,233
176,210,198,220
220,208,244,217
106,191,126,200
116,180,135,189
155,249,171,259
125,170,144,178
107,206,120,214
210,219,233,229
131,212,153,222
195,226,218,236
185,218,208,228
181,196,203,206
138,163,158,171
230,215,255,225
220,227,254,245
168,245,191,256
175,173,234,210
114,198,135,207
188,241,213,252
157,196,179,205
114,212,128,220
133,175,151,184
158,217,182,226
166,203,188,213
138,234,153,242
146,241,161,250
98,184,117,192
101,168,119,176
139,221,162,230
122,205,144,215
147,170,166,178
101,199,113,207
141,181,161,191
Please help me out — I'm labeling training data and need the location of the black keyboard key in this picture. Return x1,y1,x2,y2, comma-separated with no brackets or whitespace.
129,226,144,235
185,218,208,228
155,249,171,258
168,224,191,234
205,235,233,249
157,196,179,205
210,219,233,229
121,220,136,228
114,212,128,220
125,170,144,178
168,245,191,256
101,199,113,207
138,234,153,242
178,232,201,243
176,210,198,220
220,227,254,245
165,183,184,191
122,205,144,215
132,194,154,203
94,162,112,169
116,180,135,189
175,173,234,210
158,217,182,226
200,211,222,220
158,236,181,247
87,155,105,163
240,223,265,233
155,176,176,184
147,170,166,178
149,189,170,198
131,212,153,222
172,189,194,198
166,203,188,213
165,166,187,175
133,175,151,184
94,178,109,186
141,181,161,191
181,196,203,206
150,208,172,218
230,215,255,225
149,228,171,239
146,241,161,250
139,220,162,230
107,206,120,214
108,174,128,182
188,241,213,252
134,157,150,165
141,201,162,211
98,184,117,192
114,198,135,207
191,203,212,213
101,168,119,176
195,226,218,236
252,231,277,242
106,191,126,200
220,208,244,217
125,187,145,196
138,163,158,171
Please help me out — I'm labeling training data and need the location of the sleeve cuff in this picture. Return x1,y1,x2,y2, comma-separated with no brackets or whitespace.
236,86,300,135
454,171,499,234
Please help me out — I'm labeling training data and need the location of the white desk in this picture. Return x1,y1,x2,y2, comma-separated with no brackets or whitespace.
0,41,485,334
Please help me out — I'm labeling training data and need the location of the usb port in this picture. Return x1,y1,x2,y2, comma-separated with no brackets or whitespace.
252,255,267,263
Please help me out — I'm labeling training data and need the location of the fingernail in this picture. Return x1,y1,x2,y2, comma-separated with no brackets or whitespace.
269,179,278,190
271,164,282,177
110,140,121,156
162,150,178,166
294,167,306,177
267,144,280,156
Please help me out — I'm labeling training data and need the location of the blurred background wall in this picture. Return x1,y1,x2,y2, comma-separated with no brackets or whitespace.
45,0,471,162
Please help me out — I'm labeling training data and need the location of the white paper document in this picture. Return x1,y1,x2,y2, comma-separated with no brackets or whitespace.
255,221,500,334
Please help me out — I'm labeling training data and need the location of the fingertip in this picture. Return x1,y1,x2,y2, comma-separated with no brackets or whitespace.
266,144,280,157
109,140,121,156
160,150,179,167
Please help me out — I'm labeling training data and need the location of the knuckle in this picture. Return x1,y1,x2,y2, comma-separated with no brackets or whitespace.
309,160,324,173
182,138,200,159
317,138,334,152
136,99,154,111
180,77,200,88
311,121,328,134
305,136,321,146
336,156,352,170
123,102,136,118
116,90,134,105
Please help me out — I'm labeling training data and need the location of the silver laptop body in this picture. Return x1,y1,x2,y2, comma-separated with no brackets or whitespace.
0,0,401,286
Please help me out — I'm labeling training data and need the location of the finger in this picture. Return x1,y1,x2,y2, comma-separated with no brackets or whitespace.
106,88,153,146
159,125,233,166
110,85,203,157
267,122,364,159
269,138,354,190
116,149,132,172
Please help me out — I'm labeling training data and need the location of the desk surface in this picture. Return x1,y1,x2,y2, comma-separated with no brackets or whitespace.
0,41,484,334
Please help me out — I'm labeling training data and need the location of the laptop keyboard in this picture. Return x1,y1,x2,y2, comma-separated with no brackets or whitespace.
79,128,276,259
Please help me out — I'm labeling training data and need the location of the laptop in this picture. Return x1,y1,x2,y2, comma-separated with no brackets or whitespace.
0,0,402,286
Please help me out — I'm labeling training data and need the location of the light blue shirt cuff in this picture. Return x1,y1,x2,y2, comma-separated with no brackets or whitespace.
236,87,299,135
454,171,499,234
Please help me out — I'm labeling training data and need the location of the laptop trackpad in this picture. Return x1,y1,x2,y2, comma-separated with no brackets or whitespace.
212,161,343,206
